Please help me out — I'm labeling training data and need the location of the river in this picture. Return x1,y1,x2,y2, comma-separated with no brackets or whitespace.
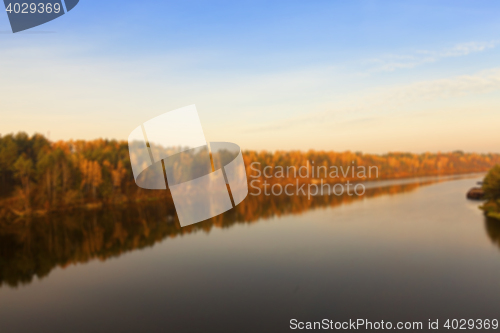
0,175,499,332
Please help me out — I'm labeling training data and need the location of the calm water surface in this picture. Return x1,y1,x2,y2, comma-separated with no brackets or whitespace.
1,175,499,332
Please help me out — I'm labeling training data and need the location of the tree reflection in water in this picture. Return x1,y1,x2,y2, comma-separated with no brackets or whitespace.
485,217,500,250
0,179,448,288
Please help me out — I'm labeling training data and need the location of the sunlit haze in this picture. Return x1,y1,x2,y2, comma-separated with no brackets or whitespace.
1,0,499,153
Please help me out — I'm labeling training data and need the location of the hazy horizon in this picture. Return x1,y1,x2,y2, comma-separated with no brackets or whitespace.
3,130,500,156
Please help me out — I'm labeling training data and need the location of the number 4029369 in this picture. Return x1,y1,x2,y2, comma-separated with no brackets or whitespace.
443,319,499,330
5,3,62,14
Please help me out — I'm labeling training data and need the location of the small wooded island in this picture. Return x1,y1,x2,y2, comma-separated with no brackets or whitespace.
467,183,485,200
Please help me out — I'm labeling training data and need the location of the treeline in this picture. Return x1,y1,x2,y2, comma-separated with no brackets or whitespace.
1,132,500,217
0,132,162,218
482,165,500,220
243,150,500,183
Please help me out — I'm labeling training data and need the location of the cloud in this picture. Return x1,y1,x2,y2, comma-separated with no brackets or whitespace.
363,68,500,109
366,40,499,73
244,67,500,133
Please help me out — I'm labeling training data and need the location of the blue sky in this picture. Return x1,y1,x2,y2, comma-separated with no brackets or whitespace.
1,0,500,153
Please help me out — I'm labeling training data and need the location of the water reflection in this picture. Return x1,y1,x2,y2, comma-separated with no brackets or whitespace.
485,217,500,250
0,178,471,288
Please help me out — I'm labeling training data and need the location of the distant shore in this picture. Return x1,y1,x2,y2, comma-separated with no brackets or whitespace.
1,132,499,220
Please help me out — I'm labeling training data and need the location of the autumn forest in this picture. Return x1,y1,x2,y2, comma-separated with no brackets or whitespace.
1,132,500,219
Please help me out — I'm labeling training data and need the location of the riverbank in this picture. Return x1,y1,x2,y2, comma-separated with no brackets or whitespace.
0,172,486,221
479,165,500,221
